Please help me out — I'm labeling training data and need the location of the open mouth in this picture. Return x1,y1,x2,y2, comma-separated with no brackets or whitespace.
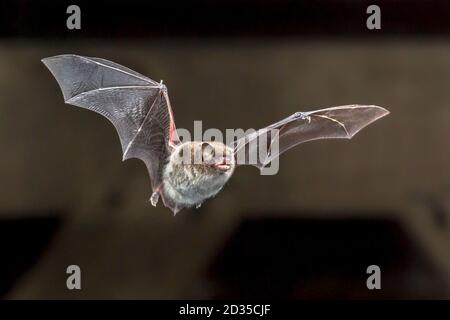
215,163,231,171
212,157,233,172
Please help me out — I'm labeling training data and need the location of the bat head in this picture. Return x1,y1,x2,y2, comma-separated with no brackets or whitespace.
163,141,236,210
172,141,235,177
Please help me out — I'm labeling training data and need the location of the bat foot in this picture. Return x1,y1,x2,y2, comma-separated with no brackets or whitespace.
196,203,202,209
150,191,160,207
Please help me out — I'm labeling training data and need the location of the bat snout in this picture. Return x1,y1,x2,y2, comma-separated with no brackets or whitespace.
215,163,232,172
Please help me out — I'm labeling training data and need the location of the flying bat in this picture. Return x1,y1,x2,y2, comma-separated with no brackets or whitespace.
42,54,389,215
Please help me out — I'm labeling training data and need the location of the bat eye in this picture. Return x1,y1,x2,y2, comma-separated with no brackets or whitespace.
201,142,215,157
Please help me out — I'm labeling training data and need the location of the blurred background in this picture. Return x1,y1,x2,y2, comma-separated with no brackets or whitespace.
0,0,449,299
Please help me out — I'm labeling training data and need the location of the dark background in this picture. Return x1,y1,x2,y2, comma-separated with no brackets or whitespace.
3,0,450,38
0,0,449,299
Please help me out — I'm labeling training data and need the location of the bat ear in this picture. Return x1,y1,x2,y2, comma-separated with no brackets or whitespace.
201,142,215,157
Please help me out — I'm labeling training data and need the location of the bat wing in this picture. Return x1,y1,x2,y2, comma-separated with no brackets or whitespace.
42,54,179,210
234,105,389,169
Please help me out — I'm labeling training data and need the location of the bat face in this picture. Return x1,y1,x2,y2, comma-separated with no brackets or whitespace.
162,141,235,211
173,141,235,173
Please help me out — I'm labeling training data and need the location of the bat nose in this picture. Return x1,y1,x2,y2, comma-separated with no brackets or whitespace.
223,156,233,165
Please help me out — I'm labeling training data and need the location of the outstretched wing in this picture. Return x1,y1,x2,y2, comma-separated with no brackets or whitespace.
42,54,179,207
234,105,389,169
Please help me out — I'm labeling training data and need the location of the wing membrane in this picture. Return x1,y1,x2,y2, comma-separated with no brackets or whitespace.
235,105,389,169
42,54,179,198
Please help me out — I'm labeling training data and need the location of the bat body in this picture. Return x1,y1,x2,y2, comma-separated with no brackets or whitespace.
160,141,235,212
42,54,389,215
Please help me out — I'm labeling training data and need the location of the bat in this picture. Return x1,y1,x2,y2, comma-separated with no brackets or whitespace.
42,54,389,215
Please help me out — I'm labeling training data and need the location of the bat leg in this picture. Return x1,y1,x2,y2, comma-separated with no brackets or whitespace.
150,191,160,207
